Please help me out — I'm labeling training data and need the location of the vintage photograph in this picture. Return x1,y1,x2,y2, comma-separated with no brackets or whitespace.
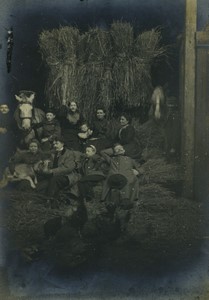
0,0,209,299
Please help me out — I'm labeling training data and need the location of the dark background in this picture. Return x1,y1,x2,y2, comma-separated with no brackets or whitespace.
1,1,209,298
1,0,187,111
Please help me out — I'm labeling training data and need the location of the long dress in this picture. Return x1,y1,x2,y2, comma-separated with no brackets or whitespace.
117,124,141,159
58,105,83,151
101,151,140,202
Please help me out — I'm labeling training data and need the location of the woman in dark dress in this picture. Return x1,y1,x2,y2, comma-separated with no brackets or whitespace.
89,107,112,152
117,113,141,159
58,101,84,151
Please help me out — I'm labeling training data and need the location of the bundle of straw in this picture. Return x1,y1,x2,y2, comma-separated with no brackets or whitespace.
39,23,167,119
81,28,111,62
110,21,134,56
135,28,166,63
140,158,184,184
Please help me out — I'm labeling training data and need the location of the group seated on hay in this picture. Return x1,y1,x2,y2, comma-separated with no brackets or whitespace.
0,22,202,269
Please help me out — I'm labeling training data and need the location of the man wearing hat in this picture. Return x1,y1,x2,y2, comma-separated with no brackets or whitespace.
33,108,61,151
36,136,81,206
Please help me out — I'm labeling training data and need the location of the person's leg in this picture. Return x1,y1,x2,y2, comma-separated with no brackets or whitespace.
46,175,69,198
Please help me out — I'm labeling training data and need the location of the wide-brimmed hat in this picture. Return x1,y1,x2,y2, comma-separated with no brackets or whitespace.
81,172,105,182
107,174,127,189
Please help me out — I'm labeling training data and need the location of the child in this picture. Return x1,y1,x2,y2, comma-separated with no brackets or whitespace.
78,145,105,201
78,122,93,152
34,109,61,151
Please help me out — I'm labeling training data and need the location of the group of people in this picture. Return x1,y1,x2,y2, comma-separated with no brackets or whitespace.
0,100,143,208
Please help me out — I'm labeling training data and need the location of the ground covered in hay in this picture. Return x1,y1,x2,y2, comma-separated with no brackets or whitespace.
1,166,203,272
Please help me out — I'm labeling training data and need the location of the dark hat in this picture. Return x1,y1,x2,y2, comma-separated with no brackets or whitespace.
107,174,127,190
54,136,65,144
45,108,56,115
18,90,36,97
81,173,105,182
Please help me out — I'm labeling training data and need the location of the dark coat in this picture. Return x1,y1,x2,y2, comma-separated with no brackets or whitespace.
35,118,61,141
92,118,108,139
80,154,104,177
50,148,81,185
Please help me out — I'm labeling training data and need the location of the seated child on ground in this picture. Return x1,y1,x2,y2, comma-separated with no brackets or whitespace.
78,145,105,201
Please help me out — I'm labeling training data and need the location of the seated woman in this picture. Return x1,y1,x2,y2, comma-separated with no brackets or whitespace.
58,100,84,151
8,139,51,191
100,144,141,203
87,107,112,152
117,113,141,159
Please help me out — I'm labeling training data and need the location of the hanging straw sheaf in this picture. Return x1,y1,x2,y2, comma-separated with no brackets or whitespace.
135,28,167,63
110,21,134,56
39,27,80,107
81,28,112,62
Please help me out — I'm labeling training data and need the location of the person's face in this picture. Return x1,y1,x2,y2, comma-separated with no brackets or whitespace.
29,142,39,154
81,124,88,132
0,104,9,114
46,112,55,122
53,141,64,152
96,109,105,120
69,102,77,112
85,147,95,158
114,145,125,155
120,116,129,126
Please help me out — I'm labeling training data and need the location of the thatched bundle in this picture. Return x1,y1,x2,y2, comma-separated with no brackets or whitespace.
39,22,166,120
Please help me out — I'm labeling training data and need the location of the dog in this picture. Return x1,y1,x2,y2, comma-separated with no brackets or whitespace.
0,159,51,189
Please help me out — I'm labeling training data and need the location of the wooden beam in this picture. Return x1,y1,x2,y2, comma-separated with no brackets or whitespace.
182,0,197,198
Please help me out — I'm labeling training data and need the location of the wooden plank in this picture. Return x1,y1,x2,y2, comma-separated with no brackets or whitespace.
182,0,197,198
194,42,209,200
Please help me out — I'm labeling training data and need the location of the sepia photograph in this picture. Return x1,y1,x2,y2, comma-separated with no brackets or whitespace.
0,0,209,299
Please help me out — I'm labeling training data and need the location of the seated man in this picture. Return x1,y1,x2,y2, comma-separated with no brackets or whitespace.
36,136,81,207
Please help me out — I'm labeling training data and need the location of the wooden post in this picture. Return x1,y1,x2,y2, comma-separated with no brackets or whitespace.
182,0,197,198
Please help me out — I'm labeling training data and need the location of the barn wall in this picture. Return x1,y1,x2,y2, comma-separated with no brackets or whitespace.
194,31,209,201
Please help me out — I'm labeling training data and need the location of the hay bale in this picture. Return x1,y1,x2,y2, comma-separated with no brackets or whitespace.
39,22,166,120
